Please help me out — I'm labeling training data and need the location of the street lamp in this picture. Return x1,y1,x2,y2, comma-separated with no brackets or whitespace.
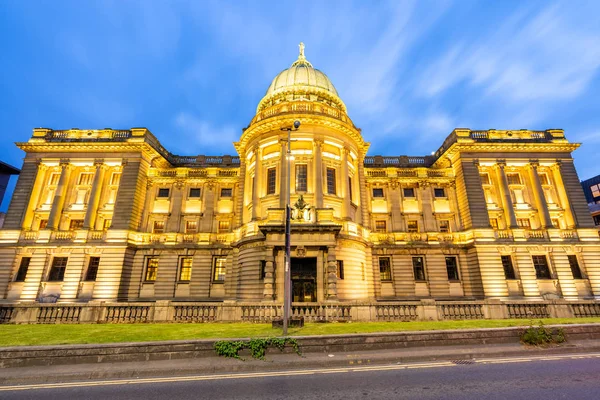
280,120,301,335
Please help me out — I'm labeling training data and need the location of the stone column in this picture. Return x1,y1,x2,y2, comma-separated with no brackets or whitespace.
252,146,261,220
341,147,351,220
22,163,48,230
167,182,184,232
279,139,287,208
390,181,403,231
83,161,107,229
200,181,215,232
326,246,338,301
47,161,72,230
420,182,435,232
314,138,324,208
235,158,246,227
495,161,518,229
551,162,576,229
357,154,369,227
528,161,553,228
263,246,275,300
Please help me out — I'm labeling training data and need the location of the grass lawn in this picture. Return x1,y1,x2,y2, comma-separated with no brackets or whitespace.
1,318,599,347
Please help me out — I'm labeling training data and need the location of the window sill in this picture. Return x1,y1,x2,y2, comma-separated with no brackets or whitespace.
212,281,224,284
177,281,190,284
142,281,156,284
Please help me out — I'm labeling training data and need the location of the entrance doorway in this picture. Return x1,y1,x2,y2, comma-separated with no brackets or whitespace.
291,257,317,302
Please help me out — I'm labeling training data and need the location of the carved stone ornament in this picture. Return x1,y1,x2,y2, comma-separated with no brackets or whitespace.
296,246,306,257
292,195,312,221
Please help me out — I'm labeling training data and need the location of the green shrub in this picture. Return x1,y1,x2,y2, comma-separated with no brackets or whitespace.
214,337,301,360
521,321,567,345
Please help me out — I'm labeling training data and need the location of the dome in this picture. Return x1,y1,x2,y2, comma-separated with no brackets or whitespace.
256,43,347,114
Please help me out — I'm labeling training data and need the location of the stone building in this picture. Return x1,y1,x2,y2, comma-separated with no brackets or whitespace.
1,45,599,310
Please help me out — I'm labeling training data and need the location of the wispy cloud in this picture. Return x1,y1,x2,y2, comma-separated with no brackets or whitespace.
170,112,238,155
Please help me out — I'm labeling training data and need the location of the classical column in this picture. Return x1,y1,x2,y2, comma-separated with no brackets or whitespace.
357,154,369,227
551,161,576,229
167,181,184,232
22,163,48,230
252,146,261,220
262,246,275,300
326,246,338,301
341,147,351,219
528,161,553,228
279,139,287,208
200,181,215,232
314,138,324,208
83,161,107,229
234,158,246,227
47,161,72,230
495,161,518,228
420,182,435,232
390,181,403,231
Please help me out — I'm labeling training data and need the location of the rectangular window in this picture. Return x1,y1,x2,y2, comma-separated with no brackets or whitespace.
326,168,336,195
591,184,600,198
218,220,230,233
213,257,226,282
439,220,450,233
153,221,165,234
185,221,198,234
517,218,531,228
407,220,419,233
372,188,384,198
501,255,516,279
379,257,392,281
403,188,415,198
179,257,193,282
157,188,170,198
445,256,459,280
295,164,307,192
69,219,84,230
539,173,550,186
85,257,100,281
144,257,158,282
260,260,267,280
551,218,561,229
220,188,233,197
412,256,426,281
532,255,551,279
568,255,583,279
490,218,499,229
336,260,344,280
480,173,491,185
434,188,446,198
48,257,68,282
507,173,522,185
348,177,353,202
189,188,201,198
110,172,121,186
267,167,277,195
49,173,61,186
39,219,48,230
375,220,387,233
15,257,31,282
594,215,600,226
103,219,112,230
78,172,94,186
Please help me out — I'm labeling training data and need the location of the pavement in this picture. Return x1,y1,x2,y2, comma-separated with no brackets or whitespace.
2,338,600,386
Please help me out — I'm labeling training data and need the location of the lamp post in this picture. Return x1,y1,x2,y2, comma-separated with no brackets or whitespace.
280,120,301,335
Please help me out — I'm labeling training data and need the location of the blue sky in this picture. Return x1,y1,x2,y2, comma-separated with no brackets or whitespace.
1,0,600,211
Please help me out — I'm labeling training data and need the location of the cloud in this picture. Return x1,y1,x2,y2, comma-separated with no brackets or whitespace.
171,112,238,155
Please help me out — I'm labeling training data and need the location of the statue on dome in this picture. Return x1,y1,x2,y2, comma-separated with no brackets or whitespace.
299,42,305,58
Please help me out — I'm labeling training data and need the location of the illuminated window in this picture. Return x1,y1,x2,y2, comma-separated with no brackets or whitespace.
49,173,61,186
445,256,459,281
439,220,450,233
412,256,426,281
295,164,307,192
551,218,560,229
507,173,521,185
110,172,121,186
490,218,499,229
78,172,94,185
185,221,197,234
103,219,112,230
532,255,551,279
213,257,226,282
189,188,201,198
15,257,31,282
375,220,387,233
379,257,392,281
179,257,193,281
69,219,84,230
434,188,446,198
153,221,165,233
85,257,100,281
336,260,344,280
267,167,277,195
568,255,583,279
538,173,550,185
501,255,516,279
39,219,48,230
144,257,158,282
403,188,415,198
407,220,419,233
372,188,384,198
218,221,230,233
517,218,531,228
48,257,68,282
220,188,233,197
480,173,491,185
157,188,170,198
591,184,600,198
326,168,336,195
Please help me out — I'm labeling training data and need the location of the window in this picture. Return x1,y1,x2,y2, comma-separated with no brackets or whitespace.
220,188,233,197
157,188,170,198
439,220,450,233
445,256,459,280
407,220,419,233
144,257,158,282
15,257,31,282
375,220,387,233
39,219,48,230
501,255,516,279
379,257,392,281
85,257,100,281
538,173,550,186
336,260,344,280
295,164,307,192
490,218,499,229
218,220,230,233
260,260,267,280
49,173,61,186
185,221,197,234
213,257,226,282
480,173,491,185
69,219,84,230
412,256,426,281
591,184,600,198
594,215,600,226
434,188,446,198
372,188,384,198
189,188,201,198
103,219,112,230
153,221,165,234
532,255,551,279
267,167,277,195
326,168,336,195
517,218,531,228
551,218,560,229
179,257,193,282
48,257,68,281
110,172,121,186
78,172,94,185
568,255,583,279
403,188,415,198
507,173,521,185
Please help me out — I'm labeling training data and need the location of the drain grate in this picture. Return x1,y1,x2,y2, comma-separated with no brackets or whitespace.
452,360,476,365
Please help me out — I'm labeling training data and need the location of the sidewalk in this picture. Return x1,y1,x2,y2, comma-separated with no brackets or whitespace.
2,338,600,385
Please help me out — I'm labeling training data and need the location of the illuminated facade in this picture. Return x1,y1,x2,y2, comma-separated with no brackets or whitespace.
1,45,600,306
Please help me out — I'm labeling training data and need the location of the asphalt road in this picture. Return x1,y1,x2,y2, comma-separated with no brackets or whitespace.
2,354,600,400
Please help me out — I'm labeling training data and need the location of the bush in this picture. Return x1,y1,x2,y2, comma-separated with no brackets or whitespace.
214,337,301,360
521,321,567,345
